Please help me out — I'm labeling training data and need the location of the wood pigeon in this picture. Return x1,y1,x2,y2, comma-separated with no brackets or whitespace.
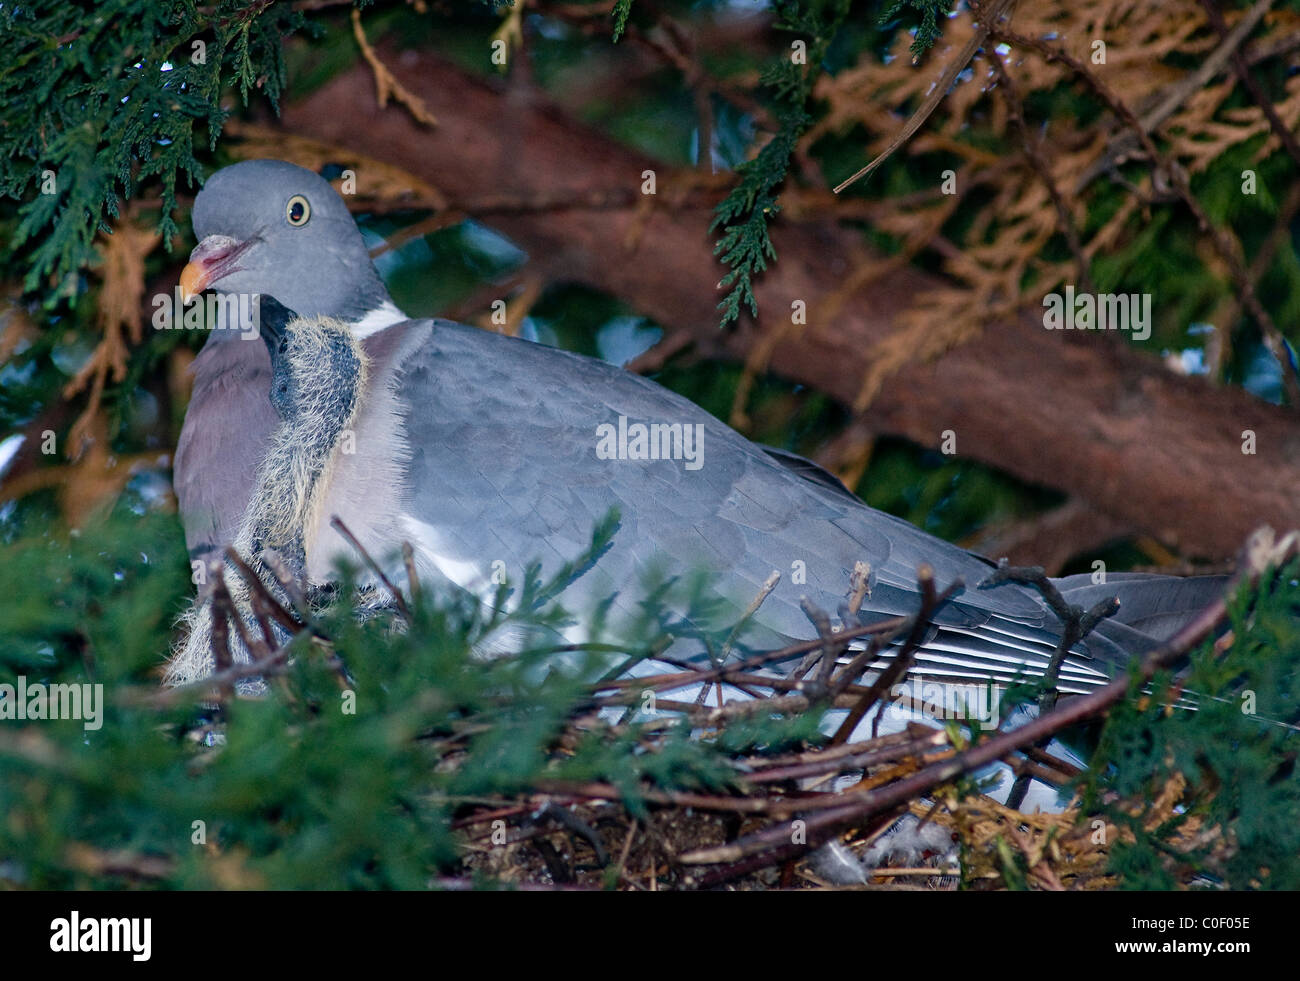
170,159,1224,698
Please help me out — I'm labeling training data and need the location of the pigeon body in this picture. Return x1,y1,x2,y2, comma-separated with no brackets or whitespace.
173,160,1223,699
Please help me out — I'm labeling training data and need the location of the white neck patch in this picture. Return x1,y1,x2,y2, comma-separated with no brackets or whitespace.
350,300,408,338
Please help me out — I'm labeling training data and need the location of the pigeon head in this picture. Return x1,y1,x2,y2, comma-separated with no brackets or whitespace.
182,159,391,321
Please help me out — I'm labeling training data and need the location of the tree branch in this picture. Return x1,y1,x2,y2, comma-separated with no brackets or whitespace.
278,48,1300,560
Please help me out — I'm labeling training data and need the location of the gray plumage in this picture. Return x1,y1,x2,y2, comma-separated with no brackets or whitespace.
168,298,369,685
190,160,390,320
171,159,1224,689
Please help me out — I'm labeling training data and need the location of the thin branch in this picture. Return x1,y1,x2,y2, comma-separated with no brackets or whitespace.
330,515,412,621
985,45,1093,293
834,0,1017,193
991,18,1300,407
677,528,1297,866
350,8,438,127
830,566,963,746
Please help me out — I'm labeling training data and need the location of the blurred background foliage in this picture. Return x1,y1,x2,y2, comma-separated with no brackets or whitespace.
2,0,1300,889
5,0,1298,563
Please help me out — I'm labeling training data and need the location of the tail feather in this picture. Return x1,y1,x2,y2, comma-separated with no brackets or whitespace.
1053,572,1229,643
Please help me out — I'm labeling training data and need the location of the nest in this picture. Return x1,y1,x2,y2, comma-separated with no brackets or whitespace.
157,523,1293,890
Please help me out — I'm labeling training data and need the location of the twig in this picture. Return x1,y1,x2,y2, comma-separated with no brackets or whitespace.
350,8,438,127
260,549,314,621
594,615,910,694
223,547,303,635
698,570,781,707
623,329,695,375
133,640,294,708
979,561,1119,690
677,527,1297,866
721,571,781,664
799,597,841,688
834,0,1017,192
747,728,949,784
978,560,1118,808
787,562,872,685
330,515,411,621
402,541,421,601
208,566,237,699
830,566,963,746
531,801,610,866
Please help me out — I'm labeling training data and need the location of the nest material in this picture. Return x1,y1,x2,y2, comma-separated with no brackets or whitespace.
160,523,1294,890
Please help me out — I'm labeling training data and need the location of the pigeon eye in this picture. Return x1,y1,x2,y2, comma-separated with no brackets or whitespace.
286,195,311,226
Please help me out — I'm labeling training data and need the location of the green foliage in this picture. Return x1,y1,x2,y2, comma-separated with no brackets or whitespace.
0,508,190,676
879,0,955,57
612,0,634,41
0,0,307,295
0,511,824,888
711,0,851,327
5,509,1298,889
1078,560,1300,888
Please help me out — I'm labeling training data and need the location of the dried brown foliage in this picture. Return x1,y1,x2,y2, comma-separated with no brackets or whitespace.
802,0,1300,406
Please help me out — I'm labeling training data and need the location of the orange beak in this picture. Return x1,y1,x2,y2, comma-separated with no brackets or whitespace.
178,261,209,304
179,235,253,303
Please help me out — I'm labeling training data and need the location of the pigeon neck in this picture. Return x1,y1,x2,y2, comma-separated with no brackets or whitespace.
350,300,408,338
240,364,366,581
201,288,401,343
333,266,394,323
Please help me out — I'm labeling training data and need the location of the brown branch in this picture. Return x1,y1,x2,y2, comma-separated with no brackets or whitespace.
830,566,962,746
223,547,304,635
401,540,422,599
350,8,438,127
594,614,909,695
281,47,1300,558
329,515,412,621
979,560,1120,808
